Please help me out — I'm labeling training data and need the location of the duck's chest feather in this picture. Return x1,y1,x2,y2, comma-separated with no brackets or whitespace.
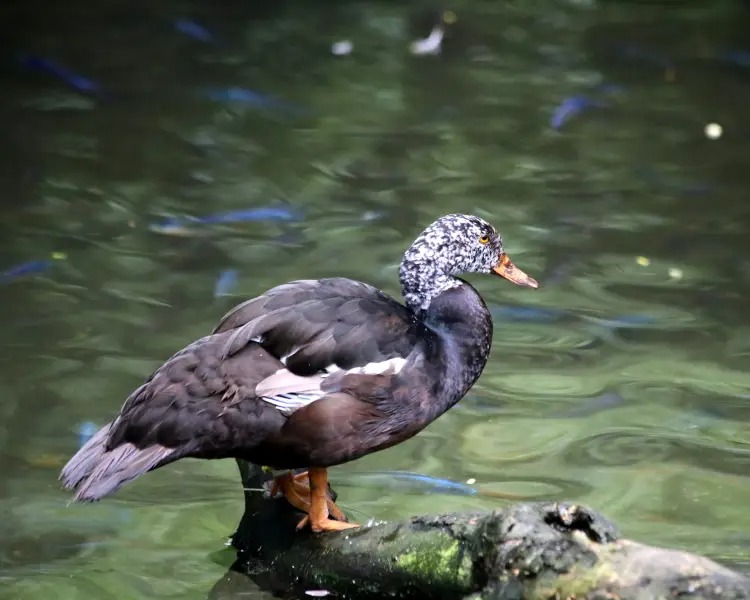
420,282,494,402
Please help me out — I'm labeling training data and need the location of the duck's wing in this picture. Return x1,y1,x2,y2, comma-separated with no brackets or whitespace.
60,278,422,501
213,277,420,373
211,277,423,415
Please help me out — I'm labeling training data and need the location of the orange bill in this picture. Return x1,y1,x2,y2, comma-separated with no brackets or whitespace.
492,254,539,289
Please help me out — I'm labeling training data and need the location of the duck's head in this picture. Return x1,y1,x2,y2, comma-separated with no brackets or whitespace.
399,213,538,312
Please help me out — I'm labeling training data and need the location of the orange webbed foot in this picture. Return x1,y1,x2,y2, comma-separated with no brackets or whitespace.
271,470,349,523
296,514,360,532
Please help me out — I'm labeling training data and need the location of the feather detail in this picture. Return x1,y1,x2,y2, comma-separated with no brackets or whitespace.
221,383,240,404
255,369,326,414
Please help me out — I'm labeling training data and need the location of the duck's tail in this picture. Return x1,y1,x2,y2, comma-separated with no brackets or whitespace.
59,422,178,502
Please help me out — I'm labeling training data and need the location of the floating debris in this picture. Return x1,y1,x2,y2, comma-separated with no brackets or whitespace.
0,253,66,284
305,591,332,598
465,478,476,485
214,269,239,298
150,207,301,235
174,18,214,43
704,122,723,140
331,40,353,56
410,26,444,56
636,256,651,267
668,267,683,281
18,55,101,95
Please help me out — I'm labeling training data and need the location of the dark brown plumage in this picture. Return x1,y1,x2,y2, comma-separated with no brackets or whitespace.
60,214,538,532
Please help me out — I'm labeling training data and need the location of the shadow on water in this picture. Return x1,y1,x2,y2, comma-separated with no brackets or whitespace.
0,0,749,597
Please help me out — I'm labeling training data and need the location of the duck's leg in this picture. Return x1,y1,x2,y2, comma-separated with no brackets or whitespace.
270,471,346,521
296,468,359,533
288,471,347,521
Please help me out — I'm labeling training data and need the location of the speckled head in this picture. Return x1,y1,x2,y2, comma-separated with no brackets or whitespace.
399,214,538,312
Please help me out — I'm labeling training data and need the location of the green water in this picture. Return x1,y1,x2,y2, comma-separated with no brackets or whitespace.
1,1,749,598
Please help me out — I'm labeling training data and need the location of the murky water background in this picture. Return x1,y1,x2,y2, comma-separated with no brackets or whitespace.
1,1,749,598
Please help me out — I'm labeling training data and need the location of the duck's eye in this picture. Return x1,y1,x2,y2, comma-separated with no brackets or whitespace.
478,235,490,245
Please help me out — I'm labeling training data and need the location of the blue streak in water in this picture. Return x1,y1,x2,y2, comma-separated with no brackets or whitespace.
344,471,477,496
19,55,101,95
214,269,239,298
77,422,99,448
174,18,214,43
151,206,301,234
550,96,602,130
203,87,306,115
198,207,299,224
0,259,52,283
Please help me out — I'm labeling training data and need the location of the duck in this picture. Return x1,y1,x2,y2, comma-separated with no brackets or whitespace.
60,214,538,532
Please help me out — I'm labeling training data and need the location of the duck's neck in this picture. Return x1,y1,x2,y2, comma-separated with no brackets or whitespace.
400,257,463,313
417,279,494,412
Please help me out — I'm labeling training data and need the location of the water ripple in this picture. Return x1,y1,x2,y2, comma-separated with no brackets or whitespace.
562,428,681,467
493,322,595,351
561,428,750,477
460,417,577,465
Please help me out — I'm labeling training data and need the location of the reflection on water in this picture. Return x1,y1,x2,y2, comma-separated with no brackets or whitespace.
1,0,750,597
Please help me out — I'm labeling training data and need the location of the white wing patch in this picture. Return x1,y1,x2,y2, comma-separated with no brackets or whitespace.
256,357,408,416
347,357,407,375
255,369,326,415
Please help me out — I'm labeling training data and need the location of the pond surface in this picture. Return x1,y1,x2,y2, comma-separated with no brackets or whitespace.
1,0,749,598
